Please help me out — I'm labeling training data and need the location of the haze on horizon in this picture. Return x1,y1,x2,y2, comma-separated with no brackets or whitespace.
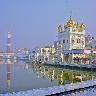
0,0,96,51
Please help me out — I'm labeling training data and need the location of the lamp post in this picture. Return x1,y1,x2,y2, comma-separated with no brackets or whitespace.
91,46,93,80
90,46,93,64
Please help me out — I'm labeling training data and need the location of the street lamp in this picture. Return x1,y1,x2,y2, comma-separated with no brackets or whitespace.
90,46,93,80
90,46,93,64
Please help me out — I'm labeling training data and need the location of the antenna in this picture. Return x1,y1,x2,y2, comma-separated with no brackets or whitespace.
69,11,72,18
81,16,84,23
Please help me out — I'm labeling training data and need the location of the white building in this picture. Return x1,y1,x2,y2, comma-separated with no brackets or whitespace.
32,46,56,63
40,46,56,63
57,16,86,62
90,37,96,49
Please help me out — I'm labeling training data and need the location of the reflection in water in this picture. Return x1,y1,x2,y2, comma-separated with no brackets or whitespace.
33,64,96,86
0,62,96,94
7,59,12,92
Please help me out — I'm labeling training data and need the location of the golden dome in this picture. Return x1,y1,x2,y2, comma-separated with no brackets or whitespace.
66,16,76,27
80,23,85,29
79,23,86,32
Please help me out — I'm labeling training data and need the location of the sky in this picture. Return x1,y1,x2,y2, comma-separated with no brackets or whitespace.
0,0,96,51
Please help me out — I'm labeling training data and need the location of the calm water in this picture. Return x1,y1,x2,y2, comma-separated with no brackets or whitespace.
0,61,96,94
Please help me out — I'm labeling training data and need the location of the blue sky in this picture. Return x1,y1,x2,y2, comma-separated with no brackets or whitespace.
0,0,96,51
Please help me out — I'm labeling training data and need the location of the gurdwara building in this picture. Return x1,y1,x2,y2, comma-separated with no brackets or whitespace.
57,16,86,62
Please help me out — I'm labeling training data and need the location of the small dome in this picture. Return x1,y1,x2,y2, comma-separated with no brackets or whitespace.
80,23,85,28
79,23,86,32
58,25,62,32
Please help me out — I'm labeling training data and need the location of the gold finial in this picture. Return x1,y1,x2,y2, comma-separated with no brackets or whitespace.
58,25,62,32
69,15,72,20
69,11,72,19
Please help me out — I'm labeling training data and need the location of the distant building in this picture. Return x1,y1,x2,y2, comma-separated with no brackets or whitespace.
90,37,96,50
53,41,59,55
85,35,96,50
85,35,91,49
32,46,56,63
40,46,56,63
31,47,41,62
16,48,30,54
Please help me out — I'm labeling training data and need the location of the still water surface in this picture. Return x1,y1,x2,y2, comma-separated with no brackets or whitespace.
0,62,96,94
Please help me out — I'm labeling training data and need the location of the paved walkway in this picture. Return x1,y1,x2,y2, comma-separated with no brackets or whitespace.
1,79,96,96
